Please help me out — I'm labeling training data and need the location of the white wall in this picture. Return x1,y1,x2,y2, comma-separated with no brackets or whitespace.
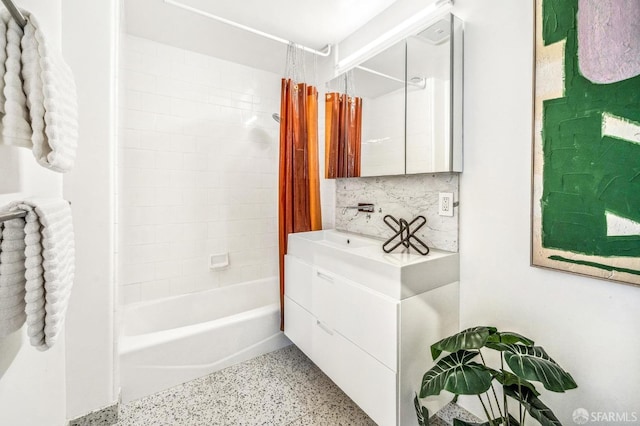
0,2,67,425
455,0,640,422
119,35,282,304
62,0,119,419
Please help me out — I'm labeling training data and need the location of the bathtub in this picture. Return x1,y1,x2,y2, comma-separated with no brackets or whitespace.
119,277,290,403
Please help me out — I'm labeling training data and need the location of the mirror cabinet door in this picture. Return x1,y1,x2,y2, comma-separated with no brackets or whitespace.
357,41,407,177
325,41,406,178
406,17,452,174
325,14,462,179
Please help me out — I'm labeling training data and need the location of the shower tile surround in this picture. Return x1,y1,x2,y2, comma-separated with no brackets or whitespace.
335,173,459,252
119,36,286,304
119,35,335,304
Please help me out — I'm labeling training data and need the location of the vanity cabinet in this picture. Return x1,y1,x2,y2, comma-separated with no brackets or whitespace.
284,230,460,426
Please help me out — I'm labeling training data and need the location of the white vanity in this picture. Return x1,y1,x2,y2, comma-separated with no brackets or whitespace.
284,229,459,426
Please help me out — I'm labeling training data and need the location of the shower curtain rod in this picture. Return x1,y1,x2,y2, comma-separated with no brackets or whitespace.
163,0,331,57
1,0,27,27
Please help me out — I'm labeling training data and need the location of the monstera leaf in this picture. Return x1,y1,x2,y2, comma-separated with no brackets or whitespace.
420,350,493,397
414,394,430,426
506,414,521,426
495,344,577,392
431,326,498,359
486,331,534,347
504,384,562,426
491,369,540,396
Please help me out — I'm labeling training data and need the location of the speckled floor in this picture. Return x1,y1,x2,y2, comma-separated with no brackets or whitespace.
115,344,376,426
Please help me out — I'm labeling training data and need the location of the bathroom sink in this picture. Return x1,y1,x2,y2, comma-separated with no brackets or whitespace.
315,230,377,249
288,229,459,299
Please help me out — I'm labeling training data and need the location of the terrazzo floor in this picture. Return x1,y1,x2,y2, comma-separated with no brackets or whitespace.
115,344,377,426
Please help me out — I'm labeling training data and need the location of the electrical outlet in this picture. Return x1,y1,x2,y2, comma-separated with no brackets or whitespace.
438,192,454,217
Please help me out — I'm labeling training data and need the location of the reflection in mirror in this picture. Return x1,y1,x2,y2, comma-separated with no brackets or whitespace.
325,14,463,179
357,41,406,177
324,71,363,178
406,17,451,173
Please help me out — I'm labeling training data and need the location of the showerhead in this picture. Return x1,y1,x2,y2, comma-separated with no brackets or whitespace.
272,113,280,123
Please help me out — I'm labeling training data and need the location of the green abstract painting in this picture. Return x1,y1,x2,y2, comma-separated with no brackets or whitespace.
532,0,640,285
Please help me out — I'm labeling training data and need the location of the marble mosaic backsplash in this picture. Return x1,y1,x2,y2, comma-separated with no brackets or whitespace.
335,173,459,252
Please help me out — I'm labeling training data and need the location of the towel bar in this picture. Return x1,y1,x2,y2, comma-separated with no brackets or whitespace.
0,201,71,224
0,210,27,223
0,0,27,28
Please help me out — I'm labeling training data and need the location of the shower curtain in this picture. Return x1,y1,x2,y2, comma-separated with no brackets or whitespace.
325,89,362,178
278,48,322,330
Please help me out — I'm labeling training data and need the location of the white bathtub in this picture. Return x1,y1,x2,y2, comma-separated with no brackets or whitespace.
119,277,290,403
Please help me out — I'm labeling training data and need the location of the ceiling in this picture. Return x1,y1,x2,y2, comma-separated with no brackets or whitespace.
124,0,400,75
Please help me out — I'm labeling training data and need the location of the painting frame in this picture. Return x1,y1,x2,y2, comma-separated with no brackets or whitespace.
531,0,640,286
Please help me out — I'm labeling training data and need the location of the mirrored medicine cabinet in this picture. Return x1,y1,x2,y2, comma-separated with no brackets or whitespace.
325,14,463,178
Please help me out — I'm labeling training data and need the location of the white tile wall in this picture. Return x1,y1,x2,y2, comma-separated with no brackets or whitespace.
118,35,283,305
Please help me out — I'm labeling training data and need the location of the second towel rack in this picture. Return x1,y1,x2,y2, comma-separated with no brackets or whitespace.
0,0,27,28
0,210,27,223
0,201,72,224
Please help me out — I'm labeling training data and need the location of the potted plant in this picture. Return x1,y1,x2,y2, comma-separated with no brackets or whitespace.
414,326,577,426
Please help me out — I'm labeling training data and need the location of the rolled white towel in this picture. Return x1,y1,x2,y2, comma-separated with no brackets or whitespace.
0,11,8,116
0,219,27,338
6,199,74,350
1,9,32,148
20,10,78,172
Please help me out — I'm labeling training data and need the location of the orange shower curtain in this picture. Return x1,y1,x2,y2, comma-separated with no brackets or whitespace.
279,78,322,330
325,93,362,178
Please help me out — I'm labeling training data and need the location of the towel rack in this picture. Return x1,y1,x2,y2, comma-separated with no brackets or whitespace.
0,0,27,28
0,210,27,223
0,201,71,224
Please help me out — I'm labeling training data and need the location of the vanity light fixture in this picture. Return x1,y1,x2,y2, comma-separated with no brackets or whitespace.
335,0,453,74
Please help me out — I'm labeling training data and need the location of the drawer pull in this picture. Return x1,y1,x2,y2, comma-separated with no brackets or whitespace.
316,320,334,335
316,271,334,282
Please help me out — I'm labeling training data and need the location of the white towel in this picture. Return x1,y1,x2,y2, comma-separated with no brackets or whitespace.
20,10,78,173
6,199,75,350
0,12,8,116
1,9,32,148
0,218,27,338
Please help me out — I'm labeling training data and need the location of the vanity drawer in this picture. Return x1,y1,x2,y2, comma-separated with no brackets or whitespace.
313,267,399,371
285,294,340,380
287,294,397,426
285,255,313,311
311,268,338,330
323,323,397,426
284,296,314,357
